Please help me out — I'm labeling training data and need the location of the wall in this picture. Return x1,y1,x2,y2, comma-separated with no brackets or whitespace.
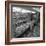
0,0,46,46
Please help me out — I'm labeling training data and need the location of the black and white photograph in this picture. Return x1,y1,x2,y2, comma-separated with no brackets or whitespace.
11,5,40,38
